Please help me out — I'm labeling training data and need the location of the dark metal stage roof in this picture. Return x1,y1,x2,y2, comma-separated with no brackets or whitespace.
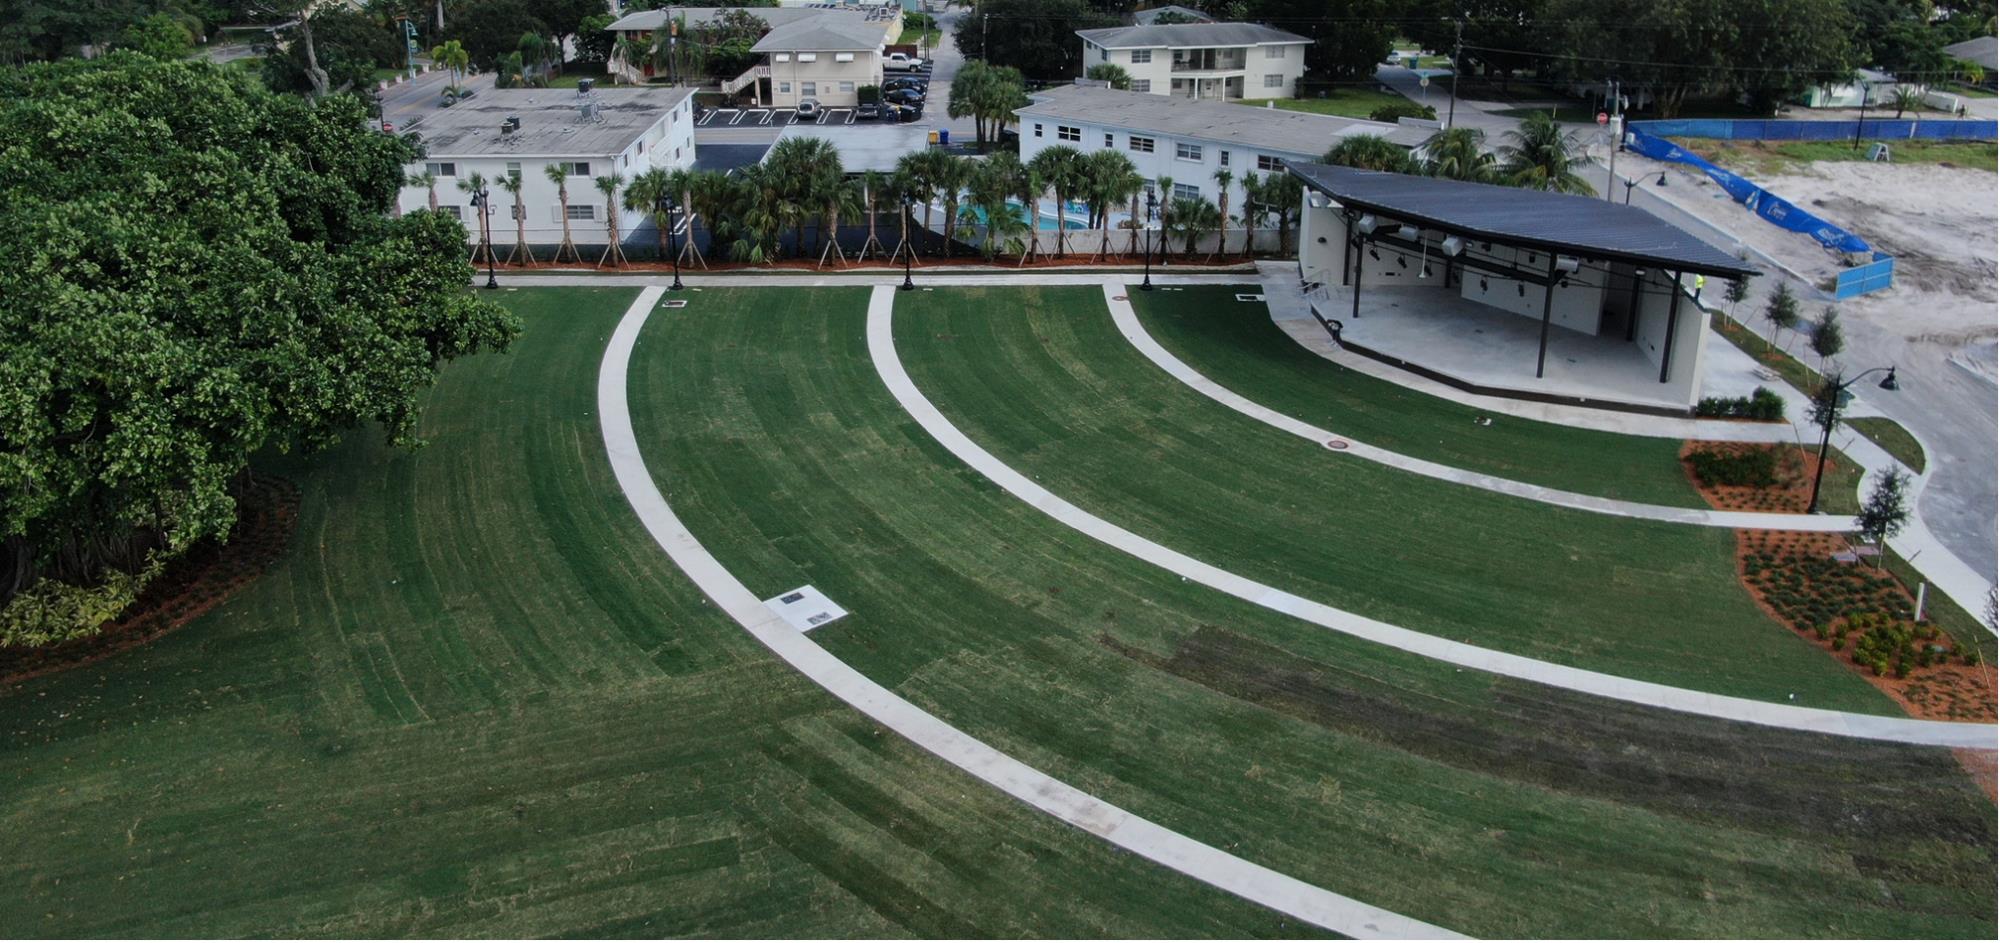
1287,162,1761,279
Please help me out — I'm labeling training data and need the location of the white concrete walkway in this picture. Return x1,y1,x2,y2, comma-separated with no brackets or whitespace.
1107,283,1857,532
869,286,1994,749
597,286,1457,939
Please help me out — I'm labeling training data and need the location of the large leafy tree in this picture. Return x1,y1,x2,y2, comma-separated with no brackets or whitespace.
1539,0,1853,116
450,0,545,69
263,7,403,98
953,0,1117,79
1322,134,1420,173
1242,0,1397,80
946,59,1029,145
1496,110,1594,193
0,54,516,637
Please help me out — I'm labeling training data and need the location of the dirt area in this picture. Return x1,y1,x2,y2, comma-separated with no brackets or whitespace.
0,478,299,686
1677,456,1997,722
1625,150,1999,374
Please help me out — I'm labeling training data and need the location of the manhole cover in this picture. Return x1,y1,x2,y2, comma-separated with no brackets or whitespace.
1112,295,1129,301
1325,439,1350,450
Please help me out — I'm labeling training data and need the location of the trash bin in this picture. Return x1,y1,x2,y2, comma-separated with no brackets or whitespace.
927,129,940,145
938,128,950,146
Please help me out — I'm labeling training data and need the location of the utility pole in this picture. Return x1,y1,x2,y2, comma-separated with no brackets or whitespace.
1605,78,1621,202
1446,16,1462,130
982,13,989,60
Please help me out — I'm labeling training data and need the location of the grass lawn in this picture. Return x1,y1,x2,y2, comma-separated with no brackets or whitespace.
1239,87,1413,119
629,286,1994,937
0,288,1312,938
896,285,1892,709
896,26,942,47
1847,416,1927,473
1497,104,1600,123
1134,286,1705,507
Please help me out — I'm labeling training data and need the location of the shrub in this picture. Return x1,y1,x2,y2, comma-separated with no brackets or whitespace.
1368,101,1438,123
1686,446,1780,488
0,558,163,648
1694,386,1786,420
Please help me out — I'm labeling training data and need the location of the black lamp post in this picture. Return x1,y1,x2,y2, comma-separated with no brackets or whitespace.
1622,176,1639,204
472,186,498,289
1807,366,1899,513
660,194,685,291
1140,187,1159,292
899,195,916,292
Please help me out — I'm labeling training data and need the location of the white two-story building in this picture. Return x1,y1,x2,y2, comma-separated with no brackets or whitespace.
756,16,895,107
1075,22,1310,100
1015,85,1411,205
396,87,698,248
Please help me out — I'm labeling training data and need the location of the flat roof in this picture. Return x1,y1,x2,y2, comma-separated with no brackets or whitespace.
1287,161,1761,278
694,142,775,174
1016,85,1402,159
405,87,696,158
1075,22,1308,48
769,121,939,173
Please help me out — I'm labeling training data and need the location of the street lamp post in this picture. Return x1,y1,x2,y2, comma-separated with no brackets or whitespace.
660,194,685,291
899,196,916,291
1140,187,1158,292
472,186,498,289
1807,366,1900,513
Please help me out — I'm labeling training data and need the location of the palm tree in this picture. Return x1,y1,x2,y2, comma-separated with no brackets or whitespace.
430,39,469,91
1210,168,1233,260
624,167,675,262
501,168,530,264
1027,145,1086,257
930,154,971,258
1322,134,1418,173
762,136,843,258
1080,149,1141,261
1234,171,1258,257
1154,175,1175,265
408,169,439,212
858,170,889,260
1419,127,1496,182
1890,86,1924,119
887,169,916,262
594,172,627,267
1168,196,1218,258
544,163,582,264
610,34,642,84
967,151,1030,258
456,171,493,264
818,174,862,267
1497,111,1595,195
894,151,938,258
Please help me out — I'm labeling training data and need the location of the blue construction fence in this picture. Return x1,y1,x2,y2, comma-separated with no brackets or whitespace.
1834,252,1895,300
1629,118,1998,142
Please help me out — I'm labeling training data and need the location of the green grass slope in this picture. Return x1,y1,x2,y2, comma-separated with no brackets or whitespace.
1133,285,1706,507
895,285,1890,711
0,288,1309,938
629,286,1994,937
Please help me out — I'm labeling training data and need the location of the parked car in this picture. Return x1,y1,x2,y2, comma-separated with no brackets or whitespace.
883,76,928,93
885,88,924,106
884,52,928,72
856,102,881,120
887,103,924,123
795,98,821,118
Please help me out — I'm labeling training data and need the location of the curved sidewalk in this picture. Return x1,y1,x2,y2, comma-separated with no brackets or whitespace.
869,286,1993,750
597,286,1456,940
1106,283,1856,532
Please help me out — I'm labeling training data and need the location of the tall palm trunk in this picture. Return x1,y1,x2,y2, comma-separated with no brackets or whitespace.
554,185,579,263
1052,193,1067,257
513,196,530,264
1128,193,1140,258
1213,190,1229,261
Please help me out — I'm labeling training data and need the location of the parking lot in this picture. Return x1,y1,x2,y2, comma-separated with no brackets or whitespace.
697,102,934,128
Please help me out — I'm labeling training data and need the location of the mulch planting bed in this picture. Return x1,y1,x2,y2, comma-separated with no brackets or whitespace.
1678,448,1996,723
1679,439,1827,513
0,477,300,686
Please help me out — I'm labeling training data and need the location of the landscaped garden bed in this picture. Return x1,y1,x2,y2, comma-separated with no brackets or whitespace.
1678,439,1858,513
0,476,299,685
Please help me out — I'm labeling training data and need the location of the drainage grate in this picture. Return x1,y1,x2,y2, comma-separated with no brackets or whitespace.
661,299,689,309
1235,293,1266,302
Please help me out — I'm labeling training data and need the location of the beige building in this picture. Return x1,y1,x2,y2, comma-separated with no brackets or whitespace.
1075,22,1310,100
756,16,895,107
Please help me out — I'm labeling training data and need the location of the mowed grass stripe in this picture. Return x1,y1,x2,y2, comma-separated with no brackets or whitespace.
0,288,1318,938
1131,285,1708,506
893,285,1889,711
631,287,1993,937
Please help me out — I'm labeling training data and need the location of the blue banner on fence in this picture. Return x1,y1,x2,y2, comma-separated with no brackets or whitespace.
1631,118,1997,142
1625,128,1873,255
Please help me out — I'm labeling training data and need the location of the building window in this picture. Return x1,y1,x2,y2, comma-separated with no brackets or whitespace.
1104,132,1113,147
1132,79,1150,92
1057,125,1080,141
1175,142,1202,161
835,52,854,62
567,204,597,221
439,205,462,219
1263,73,1284,89
1100,46,1108,62
511,204,524,220
1264,45,1286,59
1129,135,1154,153
779,81,792,93
797,53,817,62
839,81,854,92
801,82,816,97
425,161,456,177
564,161,592,176
1033,123,1043,138
775,53,791,62
505,161,522,178
1173,182,1199,201
1218,150,1229,167
1130,49,1152,64
1256,154,1283,172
